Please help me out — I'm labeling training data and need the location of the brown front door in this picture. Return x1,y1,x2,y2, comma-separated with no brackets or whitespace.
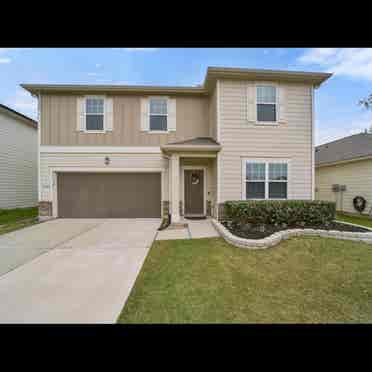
57,172,161,218
184,169,204,215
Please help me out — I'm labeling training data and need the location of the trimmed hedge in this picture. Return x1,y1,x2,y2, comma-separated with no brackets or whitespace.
223,200,336,227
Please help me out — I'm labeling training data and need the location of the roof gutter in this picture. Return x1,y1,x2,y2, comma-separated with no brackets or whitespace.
316,155,372,168
161,144,222,152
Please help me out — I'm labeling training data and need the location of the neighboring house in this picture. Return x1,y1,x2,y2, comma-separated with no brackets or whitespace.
315,131,372,214
21,67,331,221
0,104,38,209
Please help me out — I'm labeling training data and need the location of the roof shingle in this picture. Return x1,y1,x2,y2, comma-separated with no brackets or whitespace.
315,132,372,166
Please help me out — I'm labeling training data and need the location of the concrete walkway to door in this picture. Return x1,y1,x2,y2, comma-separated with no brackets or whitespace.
156,218,219,240
0,218,160,323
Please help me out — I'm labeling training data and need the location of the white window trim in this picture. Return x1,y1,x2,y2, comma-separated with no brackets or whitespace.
241,158,290,200
148,96,169,133
84,95,106,133
255,83,279,125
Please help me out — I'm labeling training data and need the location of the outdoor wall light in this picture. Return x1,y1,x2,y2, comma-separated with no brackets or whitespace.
104,156,110,166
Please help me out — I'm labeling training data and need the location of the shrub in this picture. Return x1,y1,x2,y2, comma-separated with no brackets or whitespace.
223,200,336,227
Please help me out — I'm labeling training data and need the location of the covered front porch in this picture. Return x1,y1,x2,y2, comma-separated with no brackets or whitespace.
161,137,221,223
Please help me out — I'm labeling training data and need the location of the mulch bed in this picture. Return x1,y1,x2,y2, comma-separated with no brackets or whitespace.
222,221,370,240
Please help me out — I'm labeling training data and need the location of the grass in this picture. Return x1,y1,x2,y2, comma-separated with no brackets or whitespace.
336,212,372,229
118,236,372,323
0,207,39,236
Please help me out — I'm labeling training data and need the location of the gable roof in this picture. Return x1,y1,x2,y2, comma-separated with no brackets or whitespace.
21,66,332,96
166,137,220,146
315,132,372,167
0,104,37,129
161,137,221,152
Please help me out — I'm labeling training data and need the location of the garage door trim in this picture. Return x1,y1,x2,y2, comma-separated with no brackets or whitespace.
50,167,165,218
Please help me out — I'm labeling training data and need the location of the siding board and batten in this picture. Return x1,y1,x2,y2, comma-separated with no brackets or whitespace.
41,95,209,146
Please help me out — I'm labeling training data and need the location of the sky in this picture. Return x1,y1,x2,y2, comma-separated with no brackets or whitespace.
1,47,372,145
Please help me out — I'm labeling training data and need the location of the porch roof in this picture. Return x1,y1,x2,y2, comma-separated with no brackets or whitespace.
161,137,221,153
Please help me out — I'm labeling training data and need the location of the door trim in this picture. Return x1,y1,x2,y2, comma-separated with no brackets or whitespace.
181,166,207,216
50,167,165,218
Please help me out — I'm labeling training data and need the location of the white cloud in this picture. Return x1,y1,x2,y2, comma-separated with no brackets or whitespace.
87,72,99,76
5,89,37,119
0,58,11,64
316,111,372,145
95,63,102,68
114,48,158,52
0,48,32,54
298,48,372,81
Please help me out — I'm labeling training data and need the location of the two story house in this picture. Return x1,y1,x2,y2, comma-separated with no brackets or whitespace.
22,67,331,222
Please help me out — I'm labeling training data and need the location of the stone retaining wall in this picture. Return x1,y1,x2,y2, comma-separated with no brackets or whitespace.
212,219,372,249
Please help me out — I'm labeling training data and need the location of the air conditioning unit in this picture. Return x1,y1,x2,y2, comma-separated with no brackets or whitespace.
332,184,340,192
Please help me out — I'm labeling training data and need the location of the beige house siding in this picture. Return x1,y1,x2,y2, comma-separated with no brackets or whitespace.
208,88,217,140
40,94,210,146
315,159,372,213
218,80,313,202
40,152,169,203
0,111,37,209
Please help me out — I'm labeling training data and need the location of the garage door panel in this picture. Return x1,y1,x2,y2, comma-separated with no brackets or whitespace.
57,172,161,218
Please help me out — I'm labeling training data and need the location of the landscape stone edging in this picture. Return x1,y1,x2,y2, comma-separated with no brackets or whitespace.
211,219,372,249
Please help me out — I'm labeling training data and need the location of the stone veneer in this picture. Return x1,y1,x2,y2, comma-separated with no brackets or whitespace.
39,201,53,221
212,219,372,250
162,200,170,217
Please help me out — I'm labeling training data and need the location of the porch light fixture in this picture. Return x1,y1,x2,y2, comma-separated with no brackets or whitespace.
104,156,110,166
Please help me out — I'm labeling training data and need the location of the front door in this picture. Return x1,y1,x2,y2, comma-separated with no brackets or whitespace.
184,169,204,216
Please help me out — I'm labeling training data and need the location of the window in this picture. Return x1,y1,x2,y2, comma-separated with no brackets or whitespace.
246,163,266,199
256,85,277,122
149,98,168,131
244,160,288,199
85,97,104,131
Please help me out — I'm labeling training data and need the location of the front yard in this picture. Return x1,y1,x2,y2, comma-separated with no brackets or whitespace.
118,236,372,323
0,207,38,236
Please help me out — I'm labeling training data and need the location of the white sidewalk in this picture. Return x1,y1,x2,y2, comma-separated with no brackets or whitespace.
156,218,219,240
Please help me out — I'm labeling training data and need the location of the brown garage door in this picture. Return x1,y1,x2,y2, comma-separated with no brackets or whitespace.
57,172,161,218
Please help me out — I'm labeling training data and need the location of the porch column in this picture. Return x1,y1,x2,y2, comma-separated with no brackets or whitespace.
170,153,180,222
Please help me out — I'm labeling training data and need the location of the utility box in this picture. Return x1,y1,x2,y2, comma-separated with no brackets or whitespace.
332,184,340,192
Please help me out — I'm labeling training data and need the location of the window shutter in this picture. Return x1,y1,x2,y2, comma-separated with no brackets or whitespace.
76,97,85,131
140,97,149,131
105,97,114,131
278,84,287,123
168,98,176,131
247,83,256,123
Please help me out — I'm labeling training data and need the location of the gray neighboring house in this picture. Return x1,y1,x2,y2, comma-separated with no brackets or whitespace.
315,131,372,214
0,104,38,209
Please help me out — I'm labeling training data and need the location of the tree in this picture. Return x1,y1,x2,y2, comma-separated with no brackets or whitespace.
359,94,372,109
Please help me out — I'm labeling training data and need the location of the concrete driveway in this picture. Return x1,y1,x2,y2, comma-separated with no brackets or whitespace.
0,218,160,323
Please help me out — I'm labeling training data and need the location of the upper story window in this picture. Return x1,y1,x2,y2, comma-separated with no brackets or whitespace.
256,85,277,123
244,160,288,200
149,98,168,131
85,97,104,131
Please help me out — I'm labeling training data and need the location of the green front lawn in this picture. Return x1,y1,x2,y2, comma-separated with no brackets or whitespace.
0,207,39,236
336,212,372,229
118,237,372,323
